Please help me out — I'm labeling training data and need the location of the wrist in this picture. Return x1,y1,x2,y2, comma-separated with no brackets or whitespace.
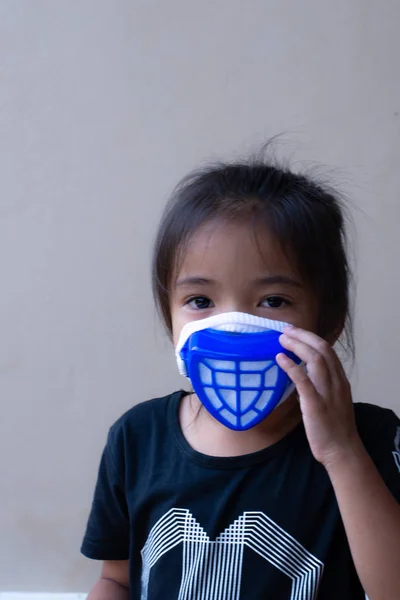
322,434,367,476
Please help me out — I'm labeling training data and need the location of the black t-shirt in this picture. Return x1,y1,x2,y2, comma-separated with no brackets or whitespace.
81,391,400,599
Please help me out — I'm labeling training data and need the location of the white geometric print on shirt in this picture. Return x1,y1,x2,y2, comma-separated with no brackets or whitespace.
140,508,324,600
393,426,400,473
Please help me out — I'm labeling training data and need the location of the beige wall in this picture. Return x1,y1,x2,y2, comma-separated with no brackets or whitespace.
1,0,399,592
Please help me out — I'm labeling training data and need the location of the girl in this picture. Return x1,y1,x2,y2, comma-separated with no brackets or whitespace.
81,155,400,600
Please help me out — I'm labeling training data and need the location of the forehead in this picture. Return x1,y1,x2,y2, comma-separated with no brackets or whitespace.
175,218,298,281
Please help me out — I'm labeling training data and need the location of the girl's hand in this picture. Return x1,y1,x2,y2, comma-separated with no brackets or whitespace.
276,326,361,469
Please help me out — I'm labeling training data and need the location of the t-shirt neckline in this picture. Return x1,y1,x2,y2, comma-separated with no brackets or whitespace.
169,390,306,470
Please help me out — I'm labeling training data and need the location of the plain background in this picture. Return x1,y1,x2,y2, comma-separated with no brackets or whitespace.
1,0,399,592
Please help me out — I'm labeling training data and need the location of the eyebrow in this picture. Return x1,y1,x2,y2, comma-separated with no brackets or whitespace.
176,275,303,288
254,275,303,288
176,277,215,287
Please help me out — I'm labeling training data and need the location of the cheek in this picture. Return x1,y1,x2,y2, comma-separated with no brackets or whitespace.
172,326,180,347
287,316,315,332
288,300,319,333
170,304,185,347
171,303,205,347
300,304,319,334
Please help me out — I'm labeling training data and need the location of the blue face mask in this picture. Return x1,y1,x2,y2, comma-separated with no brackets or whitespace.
175,312,301,431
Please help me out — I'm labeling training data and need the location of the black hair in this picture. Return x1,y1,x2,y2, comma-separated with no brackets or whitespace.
152,153,354,357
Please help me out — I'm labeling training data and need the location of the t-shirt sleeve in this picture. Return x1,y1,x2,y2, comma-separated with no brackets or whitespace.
80,428,130,560
361,406,400,503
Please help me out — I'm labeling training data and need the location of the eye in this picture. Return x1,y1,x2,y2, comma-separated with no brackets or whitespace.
186,296,213,310
260,296,288,308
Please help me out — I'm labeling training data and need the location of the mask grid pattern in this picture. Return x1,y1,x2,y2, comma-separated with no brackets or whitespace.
198,357,280,429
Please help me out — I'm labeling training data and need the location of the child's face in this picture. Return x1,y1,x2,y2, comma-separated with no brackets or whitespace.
170,219,318,346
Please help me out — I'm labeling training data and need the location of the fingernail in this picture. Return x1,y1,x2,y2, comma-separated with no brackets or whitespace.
284,325,295,331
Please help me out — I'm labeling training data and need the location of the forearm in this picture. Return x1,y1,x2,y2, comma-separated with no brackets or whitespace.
326,439,400,600
87,578,129,600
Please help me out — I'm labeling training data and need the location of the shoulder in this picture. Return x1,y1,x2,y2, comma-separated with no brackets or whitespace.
110,390,184,438
354,403,400,499
105,390,185,462
354,402,400,453
354,402,398,427
354,401,396,419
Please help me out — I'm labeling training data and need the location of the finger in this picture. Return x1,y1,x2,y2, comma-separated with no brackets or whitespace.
276,353,322,410
283,326,333,358
282,327,344,381
280,332,331,378
284,327,342,375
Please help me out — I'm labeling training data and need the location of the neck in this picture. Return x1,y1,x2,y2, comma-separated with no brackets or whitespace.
179,392,302,458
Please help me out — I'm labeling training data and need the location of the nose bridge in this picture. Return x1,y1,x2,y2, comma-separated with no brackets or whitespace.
219,290,251,315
